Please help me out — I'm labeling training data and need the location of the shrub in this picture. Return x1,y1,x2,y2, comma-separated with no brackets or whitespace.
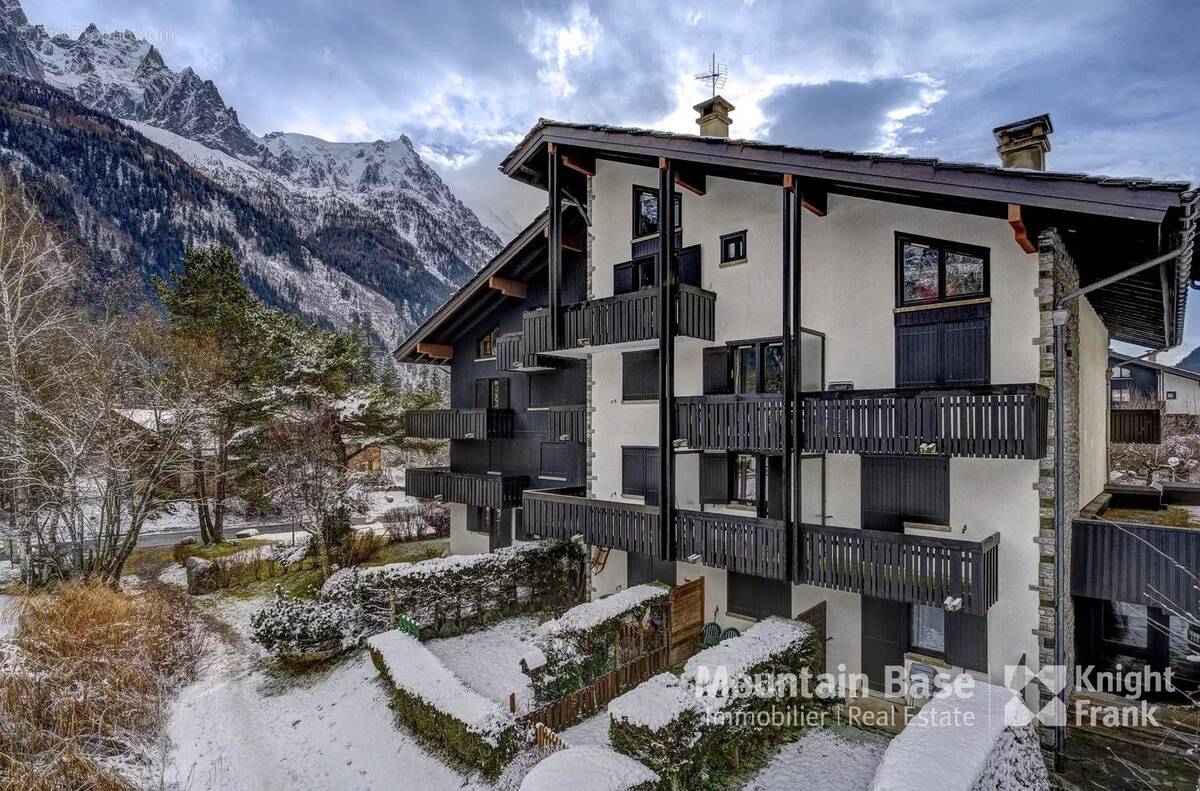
378,501,450,541
333,531,389,567
0,583,204,789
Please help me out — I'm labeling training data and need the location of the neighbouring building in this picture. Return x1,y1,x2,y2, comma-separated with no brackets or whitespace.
394,106,1198,749
1110,350,1200,429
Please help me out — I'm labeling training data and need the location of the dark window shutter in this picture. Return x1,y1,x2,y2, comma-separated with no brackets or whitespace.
513,508,527,540
496,378,511,409
946,612,988,672
622,447,644,498
762,578,791,617
895,323,941,388
702,346,732,395
901,457,949,525
613,261,635,296
643,448,660,506
942,319,990,385
700,453,730,504
474,378,489,408
622,350,658,400
862,597,909,692
678,244,702,287
861,456,903,532
540,442,570,478
728,571,755,617
490,509,513,551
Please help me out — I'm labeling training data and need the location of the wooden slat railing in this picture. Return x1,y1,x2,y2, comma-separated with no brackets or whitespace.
1110,409,1162,444
797,523,1000,615
800,383,1048,460
546,405,586,442
675,394,784,453
405,467,527,509
1071,517,1199,615
404,408,514,440
523,487,660,556
674,510,788,580
496,332,524,371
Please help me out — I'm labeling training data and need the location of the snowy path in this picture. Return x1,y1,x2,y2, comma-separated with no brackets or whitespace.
165,595,478,791
742,725,889,790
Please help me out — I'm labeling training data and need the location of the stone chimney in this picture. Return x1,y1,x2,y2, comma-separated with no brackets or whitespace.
993,114,1053,170
694,95,735,138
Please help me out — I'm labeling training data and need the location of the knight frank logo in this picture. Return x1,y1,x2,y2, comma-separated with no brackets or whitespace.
1003,664,1069,727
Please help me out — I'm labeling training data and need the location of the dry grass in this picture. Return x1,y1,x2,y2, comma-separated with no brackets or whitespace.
1102,506,1198,528
0,583,206,790
333,531,390,567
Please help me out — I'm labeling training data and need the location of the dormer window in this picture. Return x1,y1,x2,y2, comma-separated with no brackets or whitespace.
477,327,499,359
897,234,988,307
632,185,681,239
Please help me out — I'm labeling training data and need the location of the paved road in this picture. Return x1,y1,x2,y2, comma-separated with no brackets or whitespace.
137,523,301,548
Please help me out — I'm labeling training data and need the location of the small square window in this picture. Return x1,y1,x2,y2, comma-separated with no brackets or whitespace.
477,327,499,359
910,604,945,654
1111,366,1131,379
1167,391,1177,400
720,230,747,264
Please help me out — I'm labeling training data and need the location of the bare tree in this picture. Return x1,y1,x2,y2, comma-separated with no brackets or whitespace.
1110,431,1200,485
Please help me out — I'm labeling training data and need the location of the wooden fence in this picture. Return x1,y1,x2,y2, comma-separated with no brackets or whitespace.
1110,408,1162,444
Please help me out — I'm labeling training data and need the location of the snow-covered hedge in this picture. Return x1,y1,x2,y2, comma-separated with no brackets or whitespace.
869,680,1049,791
520,746,659,791
609,617,820,788
251,540,584,659
367,630,519,778
529,584,670,705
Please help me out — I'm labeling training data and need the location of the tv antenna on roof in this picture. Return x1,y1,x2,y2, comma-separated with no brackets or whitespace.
694,52,727,97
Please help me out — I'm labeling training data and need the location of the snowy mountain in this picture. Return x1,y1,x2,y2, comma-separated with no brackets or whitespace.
0,0,500,351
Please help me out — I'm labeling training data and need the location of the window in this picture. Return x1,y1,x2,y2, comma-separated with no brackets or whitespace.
477,327,499,359
1111,366,1131,379
1167,391,1178,400
730,453,759,506
720,230,747,264
910,605,946,655
632,185,681,239
897,234,989,307
622,350,658,401
474,377,510,409
730,339,785,394
1112,389,1131,404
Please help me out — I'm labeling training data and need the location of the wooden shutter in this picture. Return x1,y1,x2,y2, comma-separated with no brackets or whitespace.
622,447,645,498
942,318,990,386
474,378,490,408
613,261,635,296
702,346,732,395
945,612,988,672
643,448,660,506
700,453,730,504
862,597,909,692
895,302,991,388
861,456,903,532
727,571,755,617
629,553,674,586
895,323,941,388
513,508,527,541
902,457,949,525
678,244,702,287
622,350,658,400
495,378,511,409
540,442,570,478
490,509,513,551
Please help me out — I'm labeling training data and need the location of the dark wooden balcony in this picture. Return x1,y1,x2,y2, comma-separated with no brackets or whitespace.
524,285,716,356
675,394,784,453
800,383,1048,460
1110,408,1162,444
404,408,514,440
674,510,788,581
546,405,586,442
496,331,559,372
522,487,660,556
405,467,528,510
797,523,1000,615
1072,517,1199,615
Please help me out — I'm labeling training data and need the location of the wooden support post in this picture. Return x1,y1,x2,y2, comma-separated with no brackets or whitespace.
416,342,453,360
488,276,527,299
791,178,803,580
547,143,562,346
658,157,676,564
781,175,794,582
1007,204,1036,253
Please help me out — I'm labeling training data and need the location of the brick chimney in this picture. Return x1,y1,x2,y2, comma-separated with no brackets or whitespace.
993,114,1053,170
694,95,735,138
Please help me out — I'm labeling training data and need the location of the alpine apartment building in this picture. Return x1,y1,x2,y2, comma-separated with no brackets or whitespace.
395,104,1198,712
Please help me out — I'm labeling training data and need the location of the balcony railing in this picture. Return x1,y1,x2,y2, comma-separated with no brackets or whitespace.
797,523,1000,615
405,467,527,510
404,408,514,440
496,331,560,372
675,510,788,581
800,383,1048,460
675,394,784,453
524,285,716,356
522,487,660,556
546,405,586,442
1072,517,1199,615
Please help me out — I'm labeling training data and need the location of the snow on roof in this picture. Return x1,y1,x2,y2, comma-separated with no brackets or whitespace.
366,630,514,744
520,746,658,791
607,673,700,732
520,746,657,791
682,616,813,683
868,680,1032,791
539,584,668,637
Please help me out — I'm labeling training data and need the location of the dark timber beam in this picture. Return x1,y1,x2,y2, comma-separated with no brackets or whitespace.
561,149,596,177
547,143,562,346
781,174,795,582
1007,204,1037,254
546,226,587,253
801,188,828,217
416,342,453,360
658,157,677,564
487,276,526,299
674,163,706,196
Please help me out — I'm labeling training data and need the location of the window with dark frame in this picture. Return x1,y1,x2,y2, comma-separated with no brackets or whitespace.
1111,366,1131,379
621,445,659,502
474,377,510,410
730,453,759,506
1112,389,1131,404
729,339,784,394
897,234,989,307
477,326,499,359
1167,391,1178,399
720,230,748,264
632,185,681,239
910,604,946,655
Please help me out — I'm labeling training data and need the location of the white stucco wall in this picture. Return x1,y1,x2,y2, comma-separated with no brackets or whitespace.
448,503,489,556
1078,298,1109,508
1162,370,1200,415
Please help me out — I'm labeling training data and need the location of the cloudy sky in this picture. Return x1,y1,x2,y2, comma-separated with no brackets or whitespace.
29,0,1200,356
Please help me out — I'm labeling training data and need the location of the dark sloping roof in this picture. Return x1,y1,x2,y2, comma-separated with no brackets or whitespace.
1110,351,1200,384
393,211,549,363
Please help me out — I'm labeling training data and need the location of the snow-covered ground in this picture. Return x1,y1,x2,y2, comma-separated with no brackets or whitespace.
562,712,612,748
742,725,889,791
425,616,542,713
165,590,483,791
